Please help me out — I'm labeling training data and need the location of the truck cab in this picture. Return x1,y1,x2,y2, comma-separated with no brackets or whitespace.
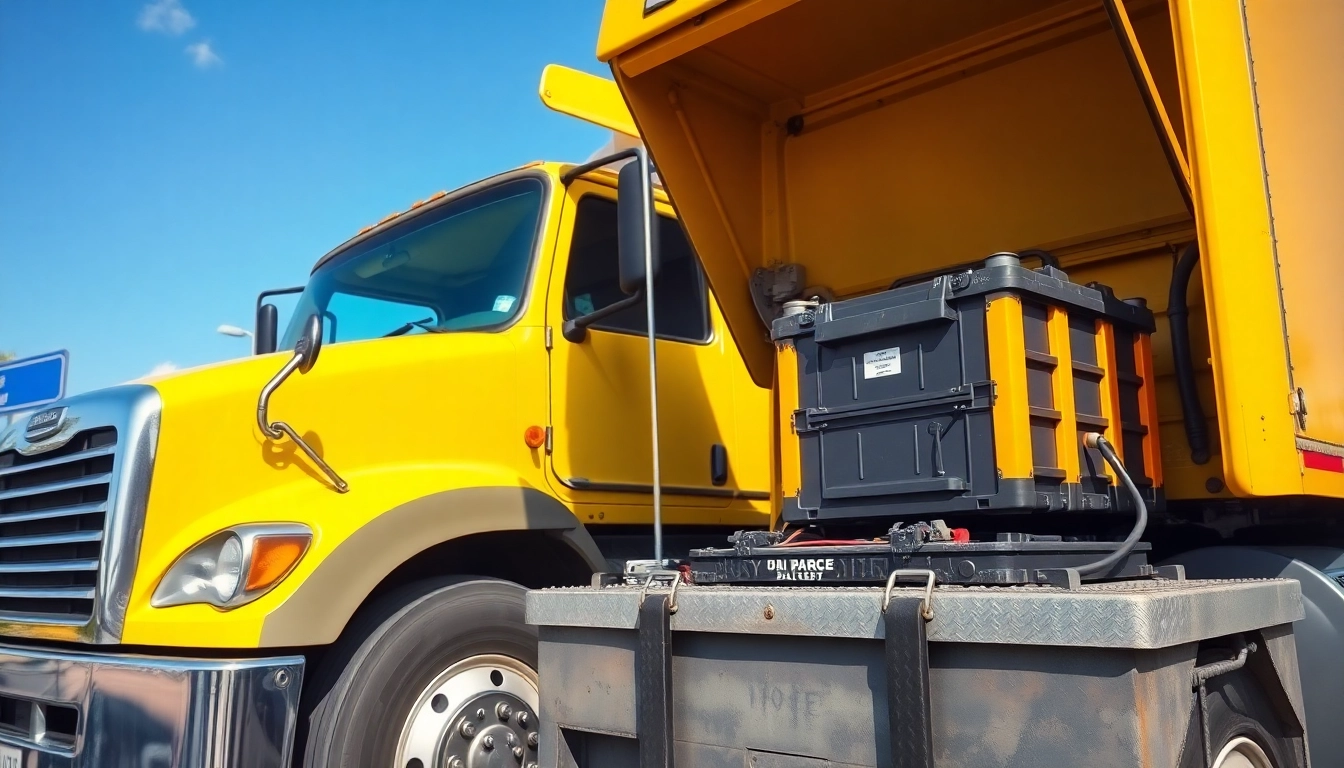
0,149,769,764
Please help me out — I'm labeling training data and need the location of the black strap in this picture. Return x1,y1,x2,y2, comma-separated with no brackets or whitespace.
885,595,934,768
637,594,674,768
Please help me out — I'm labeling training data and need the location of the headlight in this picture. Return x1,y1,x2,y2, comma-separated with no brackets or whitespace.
152,524,312,609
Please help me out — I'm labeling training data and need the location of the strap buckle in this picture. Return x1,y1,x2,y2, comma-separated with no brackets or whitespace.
639,571,683,614
882,568,936,620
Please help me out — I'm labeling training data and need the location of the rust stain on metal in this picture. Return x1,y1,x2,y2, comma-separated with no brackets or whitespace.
1133,673,1152,768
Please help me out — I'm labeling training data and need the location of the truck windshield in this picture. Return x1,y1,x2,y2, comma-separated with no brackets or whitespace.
281,177,545,347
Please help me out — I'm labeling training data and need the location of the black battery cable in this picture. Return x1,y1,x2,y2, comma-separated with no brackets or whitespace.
1074,432,1148,577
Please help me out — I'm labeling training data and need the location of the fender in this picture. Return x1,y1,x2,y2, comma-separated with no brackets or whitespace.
1165,545,1338,765
259,486,605,646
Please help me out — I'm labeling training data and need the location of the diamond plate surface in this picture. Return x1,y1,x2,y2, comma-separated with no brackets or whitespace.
525,578,1303,649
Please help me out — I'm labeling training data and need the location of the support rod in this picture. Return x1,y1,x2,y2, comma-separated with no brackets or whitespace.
1102,0,1195,214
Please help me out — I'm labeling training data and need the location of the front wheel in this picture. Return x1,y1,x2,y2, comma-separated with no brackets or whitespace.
300,577,541,768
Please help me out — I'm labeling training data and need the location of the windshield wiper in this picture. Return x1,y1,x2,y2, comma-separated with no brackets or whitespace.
383,317,447,337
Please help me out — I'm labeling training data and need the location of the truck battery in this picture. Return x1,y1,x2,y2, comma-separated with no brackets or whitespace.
773,253,1161,524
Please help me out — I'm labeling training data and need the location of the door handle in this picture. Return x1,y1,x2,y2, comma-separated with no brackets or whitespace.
710,444,728,486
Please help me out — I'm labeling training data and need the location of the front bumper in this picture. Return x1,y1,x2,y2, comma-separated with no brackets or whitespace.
0,643,303,767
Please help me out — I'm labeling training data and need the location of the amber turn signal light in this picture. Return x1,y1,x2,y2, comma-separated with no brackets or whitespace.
245,534,312,592
524,425,547,449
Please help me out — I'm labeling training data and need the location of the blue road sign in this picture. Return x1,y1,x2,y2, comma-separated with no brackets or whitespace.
0,351,68,415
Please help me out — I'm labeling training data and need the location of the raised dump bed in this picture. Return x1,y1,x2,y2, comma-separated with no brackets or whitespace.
528,577,1307,767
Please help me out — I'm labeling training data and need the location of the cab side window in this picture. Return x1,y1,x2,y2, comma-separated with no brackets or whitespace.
563,196,709,342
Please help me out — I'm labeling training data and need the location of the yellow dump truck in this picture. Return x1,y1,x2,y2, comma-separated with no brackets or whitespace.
523,1,1344,767
0,82,772,764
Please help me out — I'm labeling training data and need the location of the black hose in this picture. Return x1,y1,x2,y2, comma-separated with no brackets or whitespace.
1168,243,1211,465
1075,434,1148,577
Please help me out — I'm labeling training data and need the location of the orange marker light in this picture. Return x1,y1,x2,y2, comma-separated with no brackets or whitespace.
245,534,312,592
524,426,547,449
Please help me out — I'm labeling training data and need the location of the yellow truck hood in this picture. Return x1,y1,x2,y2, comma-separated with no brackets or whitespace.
120,330,550,644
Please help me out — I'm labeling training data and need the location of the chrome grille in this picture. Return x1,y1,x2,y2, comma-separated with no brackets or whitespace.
0,428,116,622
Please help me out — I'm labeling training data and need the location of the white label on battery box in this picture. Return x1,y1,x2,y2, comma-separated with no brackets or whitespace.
863,347,902,379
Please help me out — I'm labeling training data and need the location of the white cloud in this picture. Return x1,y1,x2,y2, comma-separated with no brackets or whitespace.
185,41,222,68
138,0,196,35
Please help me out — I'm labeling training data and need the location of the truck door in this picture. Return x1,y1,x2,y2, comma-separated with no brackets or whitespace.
546,179,769,524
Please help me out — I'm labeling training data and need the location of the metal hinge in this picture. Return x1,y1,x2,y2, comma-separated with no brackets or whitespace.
545,327,553,350
545,426,553,454
1291,387,1308,430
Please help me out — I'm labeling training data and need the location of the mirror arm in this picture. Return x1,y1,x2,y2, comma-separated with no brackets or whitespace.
255,323,349,493
561,289,644,343
255,286,305,313
561,147,641,186
256,355,303,440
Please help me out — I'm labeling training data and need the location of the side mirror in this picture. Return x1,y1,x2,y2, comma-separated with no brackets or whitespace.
294,313,323,374
253,285,306,356
561,157,660,344
617,159,660,295
255,304,279,355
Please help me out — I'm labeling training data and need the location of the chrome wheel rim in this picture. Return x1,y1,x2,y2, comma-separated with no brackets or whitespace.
1212,736,1274,768
395,653,540,768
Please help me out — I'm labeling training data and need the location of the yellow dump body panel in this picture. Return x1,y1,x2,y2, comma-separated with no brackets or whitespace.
1234,0,1344,497
597,0,1340,502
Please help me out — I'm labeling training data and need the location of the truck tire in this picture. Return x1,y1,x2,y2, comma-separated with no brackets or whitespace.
299,576,540,768
1180,653,1304,768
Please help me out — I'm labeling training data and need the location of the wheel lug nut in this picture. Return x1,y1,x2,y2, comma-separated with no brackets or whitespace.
459,721,476,738
516,711,529,727
513,746,525,759
448,758,464,768
526,762,539,768
506,733,517,747
497,702,514,720
483,734,495,750
527,731,538,748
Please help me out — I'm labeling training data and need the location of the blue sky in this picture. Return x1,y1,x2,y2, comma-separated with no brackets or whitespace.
0,0,611,395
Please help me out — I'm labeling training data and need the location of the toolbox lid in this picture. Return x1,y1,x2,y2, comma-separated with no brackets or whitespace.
772,256,1157,343
527,578,1302,649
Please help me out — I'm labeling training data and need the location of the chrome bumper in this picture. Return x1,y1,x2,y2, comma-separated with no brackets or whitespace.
0,644,303,767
